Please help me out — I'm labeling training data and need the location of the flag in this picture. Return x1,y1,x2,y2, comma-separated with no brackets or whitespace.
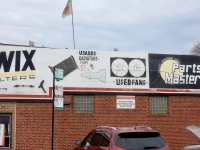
62,0,72,18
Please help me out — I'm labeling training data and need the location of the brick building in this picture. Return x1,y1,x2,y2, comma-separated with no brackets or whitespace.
0,43,200,150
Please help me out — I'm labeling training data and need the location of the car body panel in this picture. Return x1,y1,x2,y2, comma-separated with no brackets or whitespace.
183,145,200,150
73,126,170,150
182,125,200,150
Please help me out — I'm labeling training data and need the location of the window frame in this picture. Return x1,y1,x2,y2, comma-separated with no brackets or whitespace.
0,114,12,149
149,96,168,114
99,131,111,147
73,95,94,113
82,132,95,146
90,132,103,146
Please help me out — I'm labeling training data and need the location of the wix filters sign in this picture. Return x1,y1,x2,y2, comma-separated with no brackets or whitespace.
1,45,200,98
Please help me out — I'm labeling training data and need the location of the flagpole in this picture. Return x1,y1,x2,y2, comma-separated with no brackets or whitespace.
71,0,75,49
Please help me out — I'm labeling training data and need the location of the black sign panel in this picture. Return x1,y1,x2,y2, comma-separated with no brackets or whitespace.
110,57,146,78
149,54,200,89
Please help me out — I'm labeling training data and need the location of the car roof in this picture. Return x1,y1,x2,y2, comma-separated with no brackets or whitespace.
186,125,200,139
183,145,200,150
95,126,158,133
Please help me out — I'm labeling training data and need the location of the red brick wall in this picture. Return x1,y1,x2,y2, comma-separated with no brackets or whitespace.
15,95,200,150
16,103,52,150
148,96,200,150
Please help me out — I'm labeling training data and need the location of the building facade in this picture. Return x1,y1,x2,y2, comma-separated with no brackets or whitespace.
0,44,200,150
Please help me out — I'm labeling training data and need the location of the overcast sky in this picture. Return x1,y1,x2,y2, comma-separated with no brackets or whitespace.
1,0,200,54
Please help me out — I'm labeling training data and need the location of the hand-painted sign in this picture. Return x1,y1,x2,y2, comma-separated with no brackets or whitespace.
1,45,200,99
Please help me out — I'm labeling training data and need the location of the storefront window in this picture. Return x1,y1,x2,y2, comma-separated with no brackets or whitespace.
0,114,11,148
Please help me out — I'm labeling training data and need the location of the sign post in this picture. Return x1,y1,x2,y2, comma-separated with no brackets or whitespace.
49,66,64,150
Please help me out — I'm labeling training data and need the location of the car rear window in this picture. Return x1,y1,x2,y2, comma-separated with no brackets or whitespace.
114,132,166,149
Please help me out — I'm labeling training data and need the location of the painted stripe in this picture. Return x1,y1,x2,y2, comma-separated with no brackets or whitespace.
1,87,200,99
0,70,36,77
